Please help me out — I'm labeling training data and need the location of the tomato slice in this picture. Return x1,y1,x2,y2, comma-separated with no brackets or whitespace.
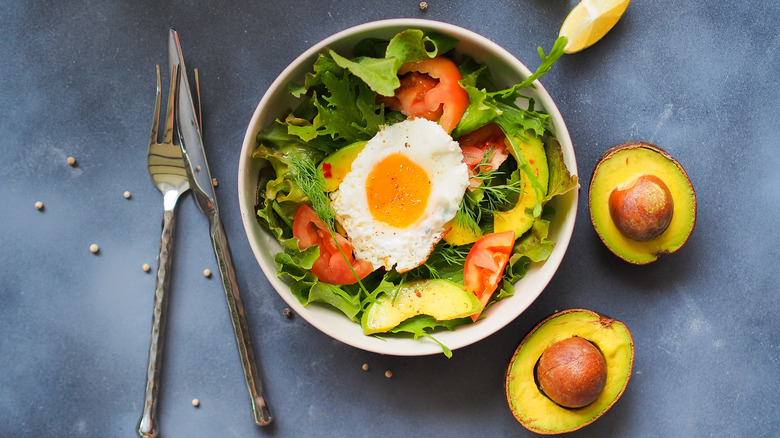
292,204,374,285
380,56,469,133
463,230,515,321
458,123,510,188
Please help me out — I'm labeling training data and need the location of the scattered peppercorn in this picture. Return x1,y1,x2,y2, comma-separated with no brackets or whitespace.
34,201,44,210
142,263,151,273
283,308,293,319
192,399,200,408
203,269,212,278
385,370,393,378
362,363,370,371
123,191,132,199
89,244,100,254
67,156,77,166
419,1,428,10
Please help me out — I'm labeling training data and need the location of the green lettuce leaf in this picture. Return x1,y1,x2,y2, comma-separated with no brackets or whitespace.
294,52,343,97
452,81,502,138
512,219,555,264
385,29,458,68
329,51,400,97
389,315,471,358
275,249,363,321
253,124,323,207
543,136,579,202
311,71,384,142
331,29,458,97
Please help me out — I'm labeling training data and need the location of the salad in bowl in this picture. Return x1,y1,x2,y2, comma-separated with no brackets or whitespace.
238,19,578,356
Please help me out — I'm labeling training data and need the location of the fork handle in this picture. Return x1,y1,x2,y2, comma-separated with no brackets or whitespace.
138,207,177,438
210,216,272,426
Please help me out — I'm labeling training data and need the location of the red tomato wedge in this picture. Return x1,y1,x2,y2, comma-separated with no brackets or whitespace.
463,230,515,321
380,56,469,133
458,123,510,189
292,204,374,285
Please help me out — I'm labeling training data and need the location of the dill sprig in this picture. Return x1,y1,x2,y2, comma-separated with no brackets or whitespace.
455,146,524,230
479,169,524,213
414,243,469,279
454,191,481,231
288,154,371,295
431,244,469,266
288,155,335,230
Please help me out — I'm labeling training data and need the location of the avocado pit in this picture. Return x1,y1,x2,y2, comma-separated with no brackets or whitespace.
537,336,607,408
608,174,674,241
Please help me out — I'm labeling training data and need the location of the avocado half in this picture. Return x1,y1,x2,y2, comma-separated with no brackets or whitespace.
505,309,634,434
589,141,697,264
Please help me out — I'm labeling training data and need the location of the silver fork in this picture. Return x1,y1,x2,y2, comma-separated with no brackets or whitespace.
137,64,189,438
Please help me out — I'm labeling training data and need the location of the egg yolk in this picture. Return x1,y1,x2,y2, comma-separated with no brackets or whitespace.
366,153,431,228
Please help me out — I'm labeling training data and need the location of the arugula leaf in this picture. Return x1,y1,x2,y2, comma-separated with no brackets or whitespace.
452,37,565,137
493,36,567,99
494,101,550,138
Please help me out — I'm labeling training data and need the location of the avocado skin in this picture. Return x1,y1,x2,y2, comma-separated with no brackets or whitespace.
589,141,697,264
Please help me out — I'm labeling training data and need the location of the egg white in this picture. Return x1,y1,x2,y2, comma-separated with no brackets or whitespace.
331,118,470,272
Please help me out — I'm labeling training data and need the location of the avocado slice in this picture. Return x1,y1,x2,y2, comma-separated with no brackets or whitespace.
317,141,367,192
361,279,482,335
505,309,634,434
589,141,696,264
494,131,549,236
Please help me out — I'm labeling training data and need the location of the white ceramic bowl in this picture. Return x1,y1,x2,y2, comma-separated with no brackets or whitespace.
238,19,578,356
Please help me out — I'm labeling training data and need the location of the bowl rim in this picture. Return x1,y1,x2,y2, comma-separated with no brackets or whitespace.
238,18,578,356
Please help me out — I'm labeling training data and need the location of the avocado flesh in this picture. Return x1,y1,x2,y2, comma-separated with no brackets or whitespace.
361,279,482,335
443,218,483,245
506,310,634,434
317,141,367,192
494,132,549,236
590,144,696,264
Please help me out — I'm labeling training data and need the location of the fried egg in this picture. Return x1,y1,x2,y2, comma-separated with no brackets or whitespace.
331,118,470,272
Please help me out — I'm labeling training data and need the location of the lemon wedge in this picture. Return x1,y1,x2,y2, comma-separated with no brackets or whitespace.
558,0,631,54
